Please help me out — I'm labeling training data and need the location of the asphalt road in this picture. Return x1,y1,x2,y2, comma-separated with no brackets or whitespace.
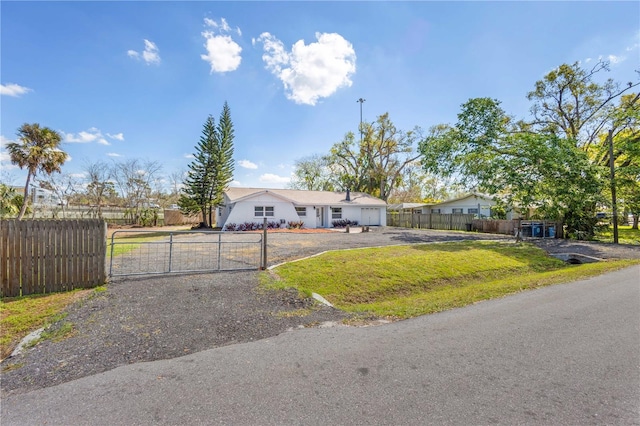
3,265,639,425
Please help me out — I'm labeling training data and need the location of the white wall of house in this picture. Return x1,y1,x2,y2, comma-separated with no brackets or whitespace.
218,197,386,229
420,196,495,217
218,193,300,228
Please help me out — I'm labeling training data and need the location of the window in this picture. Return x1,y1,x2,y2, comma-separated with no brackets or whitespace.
295,207,307,217
331,207,342,219
468,208,479,214
452,208,463,214
255,206,274,217
431,208,441,214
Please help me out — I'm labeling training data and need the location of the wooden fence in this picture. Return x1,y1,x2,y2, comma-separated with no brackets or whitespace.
388,214,559,238
0,219,107,297
471,219,519,235
387,213,475,231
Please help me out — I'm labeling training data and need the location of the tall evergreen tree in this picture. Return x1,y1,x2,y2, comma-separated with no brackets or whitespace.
209,101,235,225
179,103,235,227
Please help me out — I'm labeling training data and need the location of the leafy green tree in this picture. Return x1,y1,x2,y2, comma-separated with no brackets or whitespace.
6,123,68,220
527,60,639,148
387,161,454,203
328,113,421,201
179,102,235,227
419,98,603,237
289,154,336,191
0,184,25,218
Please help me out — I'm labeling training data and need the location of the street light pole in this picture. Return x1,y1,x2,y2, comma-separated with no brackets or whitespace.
357,98,365,142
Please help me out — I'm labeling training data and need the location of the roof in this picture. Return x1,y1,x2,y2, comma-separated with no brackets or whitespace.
387,203,427,211
433,192,494,205
225,187,387,207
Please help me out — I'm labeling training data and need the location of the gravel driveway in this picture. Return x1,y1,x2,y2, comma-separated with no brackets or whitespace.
2,227,637,396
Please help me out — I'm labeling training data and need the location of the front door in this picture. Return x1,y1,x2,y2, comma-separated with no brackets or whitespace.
316,207,325,228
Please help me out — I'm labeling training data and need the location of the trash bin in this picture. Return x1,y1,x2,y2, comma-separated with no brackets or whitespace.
532,223,543,238
465,223,472,231
546,225,555,238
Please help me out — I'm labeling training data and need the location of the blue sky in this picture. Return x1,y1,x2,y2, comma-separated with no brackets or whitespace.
2,1,639,191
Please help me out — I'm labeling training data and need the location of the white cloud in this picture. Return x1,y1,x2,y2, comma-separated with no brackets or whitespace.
607,54,625,64
184,153,195,159
63,127,118,146
238,159,258,169
259,173,290,184
205,16,241,36
107,133,124,141
201,18,242,73
64,131,97,143
128,39,161,65
0,135,19,170
1,83,32,97
256,32,356,105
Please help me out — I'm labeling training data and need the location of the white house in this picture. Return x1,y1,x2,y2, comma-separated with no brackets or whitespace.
217,188,387,230
420,193,496,217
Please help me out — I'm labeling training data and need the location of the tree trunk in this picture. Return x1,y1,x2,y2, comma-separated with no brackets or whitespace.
633,214,639,230
17,171,33,220
200,207,207,227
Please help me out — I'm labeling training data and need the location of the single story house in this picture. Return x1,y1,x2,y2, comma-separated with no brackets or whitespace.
217,187,387,229
388,193,519,219
419,193,496,217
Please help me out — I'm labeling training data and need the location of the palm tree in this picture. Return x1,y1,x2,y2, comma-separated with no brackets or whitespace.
6,123,68,219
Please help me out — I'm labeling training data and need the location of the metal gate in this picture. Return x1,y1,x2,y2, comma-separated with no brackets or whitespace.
108,230,265,277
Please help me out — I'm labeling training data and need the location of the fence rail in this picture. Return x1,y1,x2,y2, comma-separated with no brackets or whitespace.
108,230,265,277
1,219,107,297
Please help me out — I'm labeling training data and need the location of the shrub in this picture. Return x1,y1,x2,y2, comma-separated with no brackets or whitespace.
288,220,304,229
224,221,282,231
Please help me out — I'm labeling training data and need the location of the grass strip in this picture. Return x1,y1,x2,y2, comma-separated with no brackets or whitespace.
595,225,640,245
0,289,96,360
265,241,639,319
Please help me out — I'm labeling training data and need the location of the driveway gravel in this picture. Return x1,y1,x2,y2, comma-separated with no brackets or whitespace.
1,227,637,396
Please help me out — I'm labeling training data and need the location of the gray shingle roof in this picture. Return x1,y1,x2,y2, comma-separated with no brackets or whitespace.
225,187,386,206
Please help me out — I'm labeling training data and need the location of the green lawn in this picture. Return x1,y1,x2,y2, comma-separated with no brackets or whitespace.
108,234,172,257
1,288,98,360
595,225,640,245
265,241,639,319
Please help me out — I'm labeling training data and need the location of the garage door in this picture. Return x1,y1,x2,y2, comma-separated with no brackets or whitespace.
360,208,380,226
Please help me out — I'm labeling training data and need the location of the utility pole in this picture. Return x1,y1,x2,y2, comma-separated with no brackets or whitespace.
607,129,619,244
357,98,365,142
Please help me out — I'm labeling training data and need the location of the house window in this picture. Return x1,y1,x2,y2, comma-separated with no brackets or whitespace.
295,207,307,217
331,207,342,219
431,208,441,214
452,208,463,214
468,208,479,214
255,206,274,217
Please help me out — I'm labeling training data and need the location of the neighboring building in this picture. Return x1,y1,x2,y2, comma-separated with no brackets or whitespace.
31,186,65,206
217,188,387,230
388,193,518,219
419,193,496,217
386,203,426,214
